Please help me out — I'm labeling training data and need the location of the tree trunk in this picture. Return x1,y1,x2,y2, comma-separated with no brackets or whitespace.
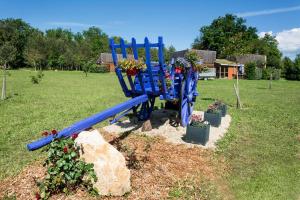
1,63,7,100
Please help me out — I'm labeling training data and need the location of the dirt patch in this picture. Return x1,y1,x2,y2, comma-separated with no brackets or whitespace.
0,130,232,200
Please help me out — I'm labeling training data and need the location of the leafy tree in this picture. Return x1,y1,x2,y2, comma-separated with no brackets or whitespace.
0,42,17,100
164,45,176,63
24,29,46,70
254,34,282,68
192,14,258,58
282,57,293,78
245,62,256,80
0,18,31,68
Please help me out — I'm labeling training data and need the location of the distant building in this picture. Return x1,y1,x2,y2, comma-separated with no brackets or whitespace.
214,59,243,80
171,49,217,67
97,53,134,72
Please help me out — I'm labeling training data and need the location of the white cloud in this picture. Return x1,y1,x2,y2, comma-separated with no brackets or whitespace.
259,28,300,58
276,28,300,54
236,5,300,17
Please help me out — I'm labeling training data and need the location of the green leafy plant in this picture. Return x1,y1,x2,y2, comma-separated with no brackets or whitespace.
190,114,208,128
36,131,98,199
245,62,256,80
184,51,204,72
206,104,221,114
30,71,44,84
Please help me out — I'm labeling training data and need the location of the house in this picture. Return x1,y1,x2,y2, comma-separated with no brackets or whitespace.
172,49,217,79
97,53,134,72
214,59,243,80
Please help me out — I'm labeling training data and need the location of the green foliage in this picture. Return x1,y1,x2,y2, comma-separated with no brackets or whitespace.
0,18,178,71
0,42,17,66
245,62,256,80
284,54,300,80
254,34,282,68
0,18,32,68
37,135,98,199
30,71,44,84
192,14,258,58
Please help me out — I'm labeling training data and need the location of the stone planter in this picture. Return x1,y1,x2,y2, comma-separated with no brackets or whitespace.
184,123,210,145
204,111,222,127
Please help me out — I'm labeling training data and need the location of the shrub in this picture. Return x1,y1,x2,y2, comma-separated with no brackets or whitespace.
255,68,262,80
262,68,281,80
30,71,44,84
245,62,256,80
36,131,98,199
90,65,110,73
285,65,300,80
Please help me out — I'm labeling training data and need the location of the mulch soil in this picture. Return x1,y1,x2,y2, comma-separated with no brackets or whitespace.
0,129,231,200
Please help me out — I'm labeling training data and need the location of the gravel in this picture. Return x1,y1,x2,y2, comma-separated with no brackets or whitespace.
103,109,231,149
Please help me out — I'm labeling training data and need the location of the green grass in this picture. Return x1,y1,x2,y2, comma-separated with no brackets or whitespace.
1,70,299,199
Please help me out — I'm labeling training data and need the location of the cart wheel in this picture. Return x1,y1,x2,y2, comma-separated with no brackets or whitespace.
180,72,197,127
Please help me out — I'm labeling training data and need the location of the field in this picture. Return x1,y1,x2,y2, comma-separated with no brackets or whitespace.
0,70,299,199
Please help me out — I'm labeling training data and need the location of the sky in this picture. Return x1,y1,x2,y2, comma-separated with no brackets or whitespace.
0,0,300,59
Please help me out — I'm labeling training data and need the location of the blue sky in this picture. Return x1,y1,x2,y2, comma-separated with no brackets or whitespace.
1,0,300,58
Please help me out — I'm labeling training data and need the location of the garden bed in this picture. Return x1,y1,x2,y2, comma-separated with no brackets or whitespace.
0,132,231,199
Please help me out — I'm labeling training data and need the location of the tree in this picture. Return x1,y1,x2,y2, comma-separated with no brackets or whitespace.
164,45,176,63
254,34,282,68
24,29,46,70
282,57,293,78
0,18,32,68
0,42,17,100
192,14,258,58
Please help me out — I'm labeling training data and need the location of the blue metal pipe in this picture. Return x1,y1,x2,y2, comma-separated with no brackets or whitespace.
27,94,149,151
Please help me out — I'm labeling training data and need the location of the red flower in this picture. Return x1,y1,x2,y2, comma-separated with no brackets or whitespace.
51,129,58,135
42,131,49,136
35,192,41,200
71,133,79,140
175,67,182,73
63,146,68,153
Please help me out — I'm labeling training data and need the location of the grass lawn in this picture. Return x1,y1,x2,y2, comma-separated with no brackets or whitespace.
1,70,299,199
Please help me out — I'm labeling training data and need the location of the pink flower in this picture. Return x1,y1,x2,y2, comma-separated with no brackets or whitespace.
71,133,79,140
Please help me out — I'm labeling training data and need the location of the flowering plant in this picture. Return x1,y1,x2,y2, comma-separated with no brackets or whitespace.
190,114,209,127
118,58,146,76
36,130,98,199
206,104,221,114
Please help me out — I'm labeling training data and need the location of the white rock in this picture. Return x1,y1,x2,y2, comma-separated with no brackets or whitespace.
75,129,131,196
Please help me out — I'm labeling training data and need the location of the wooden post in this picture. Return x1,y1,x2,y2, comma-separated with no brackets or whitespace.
269,73,272,89
234,83,242,109
1,63,7,100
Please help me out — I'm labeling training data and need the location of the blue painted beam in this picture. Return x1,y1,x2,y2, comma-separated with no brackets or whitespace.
27,94,149,151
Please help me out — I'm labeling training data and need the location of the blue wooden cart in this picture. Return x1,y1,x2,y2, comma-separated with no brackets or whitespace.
27,36,199,151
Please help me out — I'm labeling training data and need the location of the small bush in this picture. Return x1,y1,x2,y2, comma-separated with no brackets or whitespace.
262,68,281,80
255,68,262,80
90,65,110,73
245,62,256,80
30,71,44,84
285,65,300,80
36,131,98,199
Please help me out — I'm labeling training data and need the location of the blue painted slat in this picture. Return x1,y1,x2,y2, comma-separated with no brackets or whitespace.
144,37,156,93
110,39,130,96
27,95,149,151
132,38,146,94
158,36,167,98
120,38,135,93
